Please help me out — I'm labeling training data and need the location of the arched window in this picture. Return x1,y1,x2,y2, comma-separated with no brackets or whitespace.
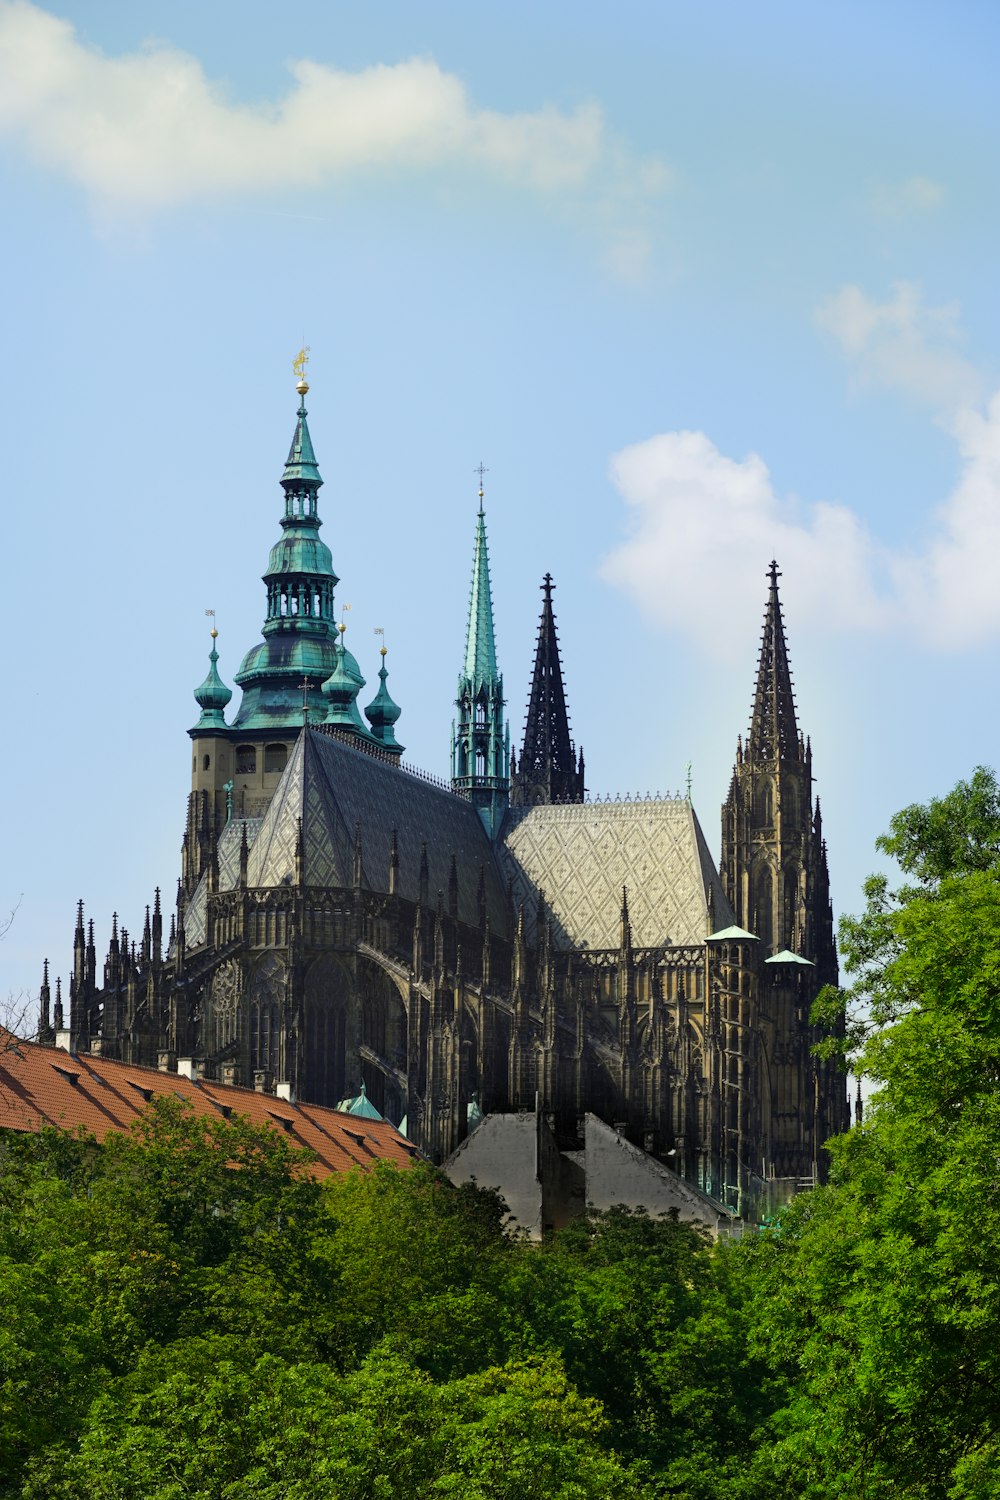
264,743,288,774
236,745,257,775
783,868,801,950
787,782,800,824
755,864,773,949
202,753,211,771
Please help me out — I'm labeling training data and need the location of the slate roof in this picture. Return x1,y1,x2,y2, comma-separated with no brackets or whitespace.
244,729,508,929
184,817,261,948
0,1032,417,1177
501,799,735,950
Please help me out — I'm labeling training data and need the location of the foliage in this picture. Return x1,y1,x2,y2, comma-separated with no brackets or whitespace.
737,767,1000,1498
0,1104,681,1498
6,769,1000,1496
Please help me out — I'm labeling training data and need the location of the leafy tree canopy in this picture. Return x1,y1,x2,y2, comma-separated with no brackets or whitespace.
741,768,1000,1499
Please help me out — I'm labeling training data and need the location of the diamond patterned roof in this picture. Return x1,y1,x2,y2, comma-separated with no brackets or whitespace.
246,730,508,929
501,800,733,950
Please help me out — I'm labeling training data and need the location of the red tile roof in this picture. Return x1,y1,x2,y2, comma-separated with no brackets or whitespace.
0,1031,417,1177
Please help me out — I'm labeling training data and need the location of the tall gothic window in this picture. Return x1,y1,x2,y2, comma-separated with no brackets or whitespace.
755,864,773,949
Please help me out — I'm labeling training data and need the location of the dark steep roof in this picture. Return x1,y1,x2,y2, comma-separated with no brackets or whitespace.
245,729,509,930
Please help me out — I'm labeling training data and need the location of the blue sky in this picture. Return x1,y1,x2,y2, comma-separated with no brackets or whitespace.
3,0,999,1013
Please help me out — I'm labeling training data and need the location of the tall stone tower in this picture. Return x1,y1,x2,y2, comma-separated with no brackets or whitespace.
720,562,845,1178
720,561,835,980
451,483,509,838
510,574,585,807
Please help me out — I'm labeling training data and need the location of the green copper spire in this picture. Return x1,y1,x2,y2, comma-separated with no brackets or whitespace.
463,497,499,687
452,475,508,839
281,391,322,489
192,629,232,729
230,374,343,732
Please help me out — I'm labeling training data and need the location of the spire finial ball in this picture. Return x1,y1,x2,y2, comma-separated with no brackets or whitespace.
210,628,218,639
296,378,309,396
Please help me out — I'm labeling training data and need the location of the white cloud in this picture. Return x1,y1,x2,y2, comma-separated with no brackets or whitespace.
815,282,983,414
0,1,666,211
603,286,1000,655
872,175,946,215
602,431,888,654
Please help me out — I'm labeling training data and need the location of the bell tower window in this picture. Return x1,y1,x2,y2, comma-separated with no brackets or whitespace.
264,743,288,774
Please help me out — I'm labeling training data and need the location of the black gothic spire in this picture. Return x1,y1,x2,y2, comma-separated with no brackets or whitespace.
748,561,799,762
511,573,584,807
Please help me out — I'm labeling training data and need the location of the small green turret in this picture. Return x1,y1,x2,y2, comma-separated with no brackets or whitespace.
321,629,369,736
364,647,404,752
192,629,232,730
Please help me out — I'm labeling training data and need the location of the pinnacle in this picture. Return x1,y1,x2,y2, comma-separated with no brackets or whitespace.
747,560,799,761
513,572,584,805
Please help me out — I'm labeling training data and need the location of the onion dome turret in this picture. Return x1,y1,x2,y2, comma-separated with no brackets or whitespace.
364,647,404,752
192,629,233,730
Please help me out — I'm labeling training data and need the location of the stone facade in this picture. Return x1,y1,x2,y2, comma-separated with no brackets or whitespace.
41,385,849,1221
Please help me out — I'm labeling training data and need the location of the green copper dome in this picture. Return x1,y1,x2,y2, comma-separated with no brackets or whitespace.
364,652,404,751
321,637,369,735
192,634,232,729
266,532,336,578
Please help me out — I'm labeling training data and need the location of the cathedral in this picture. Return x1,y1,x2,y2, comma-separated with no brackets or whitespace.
38,372,849,1217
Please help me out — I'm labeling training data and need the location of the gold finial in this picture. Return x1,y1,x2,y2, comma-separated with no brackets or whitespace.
211,628,218,639
293,345,310,395
380,646,387,657
205,607,217,640
374,626,386,658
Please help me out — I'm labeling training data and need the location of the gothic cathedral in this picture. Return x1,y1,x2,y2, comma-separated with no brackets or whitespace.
39,375,849,1216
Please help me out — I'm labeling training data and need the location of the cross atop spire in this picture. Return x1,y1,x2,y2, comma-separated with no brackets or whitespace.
474,461,489,513
748,559,799,762
511,572,584,806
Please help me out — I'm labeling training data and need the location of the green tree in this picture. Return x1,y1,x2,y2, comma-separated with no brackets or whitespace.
24,1348,650,1499
739,768,1000,1499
